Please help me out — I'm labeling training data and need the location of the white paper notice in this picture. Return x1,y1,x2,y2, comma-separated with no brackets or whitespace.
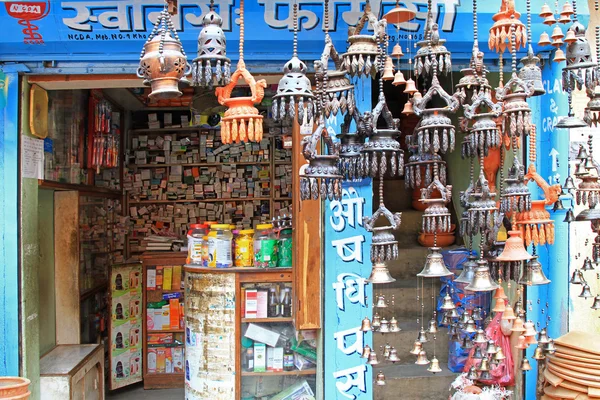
21,136,44,179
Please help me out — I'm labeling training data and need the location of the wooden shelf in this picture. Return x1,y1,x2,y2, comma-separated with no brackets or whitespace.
241,317,293,323
274,161,292,165
274,197,292,201
147,329,184,334
130,127,216,134
129,161,270,168
80,282,108,301
39,180,122,197
144,372,185,377
242,369,316,377
129,197,271,205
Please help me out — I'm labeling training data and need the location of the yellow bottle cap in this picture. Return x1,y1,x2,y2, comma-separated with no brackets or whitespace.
239,229,255,235
256,224,273,230
211,224,231,230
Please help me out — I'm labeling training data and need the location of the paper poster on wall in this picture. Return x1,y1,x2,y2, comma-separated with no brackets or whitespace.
110,262,143,390
21,135,44,179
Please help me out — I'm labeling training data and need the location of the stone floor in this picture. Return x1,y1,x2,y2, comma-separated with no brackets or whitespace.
107,384,184,399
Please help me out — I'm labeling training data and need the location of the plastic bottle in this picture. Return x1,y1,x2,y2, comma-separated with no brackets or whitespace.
254,224,278,268
186,223,207,265
282,288,292,318
201,221,217,267
235,229,254,267
277,227,293,268
207,224,233,268
268,287,278,317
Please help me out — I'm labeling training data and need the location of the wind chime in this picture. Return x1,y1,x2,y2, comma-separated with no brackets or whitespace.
137,5,191,99
191,0,231,87
583,1,600,127
215,0,267,144
340,0,382,78
518,0,545,96
271,2,315,124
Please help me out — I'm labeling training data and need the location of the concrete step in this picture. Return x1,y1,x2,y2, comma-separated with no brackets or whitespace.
394,210,423,246
382,179,413,211
375,278,443,317
372,318,451,365
373,364,459,400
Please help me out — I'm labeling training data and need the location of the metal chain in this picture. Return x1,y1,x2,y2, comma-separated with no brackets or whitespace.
292,2,298,58
239,0,245,63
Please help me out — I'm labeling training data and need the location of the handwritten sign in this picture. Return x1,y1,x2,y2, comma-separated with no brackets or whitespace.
21,135,44,179
325,180,373,399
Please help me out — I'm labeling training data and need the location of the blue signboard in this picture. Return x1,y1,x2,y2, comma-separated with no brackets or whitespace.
0,0,590,64
324,178,374,399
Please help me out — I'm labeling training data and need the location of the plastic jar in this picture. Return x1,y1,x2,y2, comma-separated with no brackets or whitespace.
207,224,233,268
235,229,254,267
187,223,207,265
254,224,278,268
201,221,217,267
277,227,293,268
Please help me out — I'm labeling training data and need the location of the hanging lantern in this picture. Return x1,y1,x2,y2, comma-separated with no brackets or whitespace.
272,3,314,124
500,158,532,213
191,1,231,88
420,176,453,234
337,114,366,181
414,6,451,80
341,1,384,78
519,47,545,96
563,22,597,92
584,90,600,127
456,51,492,105
463,174,500,238
488,0,526,53
137,9,191,99
405,150,447,190
363,205,402,263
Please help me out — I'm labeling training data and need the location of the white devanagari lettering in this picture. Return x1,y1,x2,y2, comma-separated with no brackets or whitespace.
333,365,368,399
333,272,367,311
331,235,365,263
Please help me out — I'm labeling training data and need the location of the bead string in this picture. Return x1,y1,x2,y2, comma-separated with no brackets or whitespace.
209,0,214,11
527,0,532,45
530,125,536,163
238,0,245,64
292,2,298,58
510,17,517,76
572,0,577,22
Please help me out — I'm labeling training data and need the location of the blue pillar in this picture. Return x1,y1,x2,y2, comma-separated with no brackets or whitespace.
0,67,21,376
524,59,569,399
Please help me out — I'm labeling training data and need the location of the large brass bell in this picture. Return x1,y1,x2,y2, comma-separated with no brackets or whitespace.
465,260,499,292
418,247,453,278
410,341,423,355
417,329,429,343
361,345,371,359
428,357,442,374
466,366,479,380
360,317,373,332
474,329,487,344
479,357,490,372
415,350,430,365
464,319,477,333
368,263,396,284
376,371,386,386
455,256,477,284
368,351,379,365
515,335,529,349
520,357,532,371
389,317,401,332
580,284,593,299
519,256,551,286
427,319,438,334
388,348,400,363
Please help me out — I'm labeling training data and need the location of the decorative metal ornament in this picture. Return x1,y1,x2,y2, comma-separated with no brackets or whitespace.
417,329,429,343
500,158,532,213
479,357,490,372
591,295,600,310
410,341,423,355
389,317,401,333
467,366,479,380
367,351,380,365
379,318,390,333
215,0,267,144
405,147,447,190
191,1,231,87
580,283,593,299
360,317,373,332
538,328,551,345
546,339,557,354
272,3,314,124
520,357,532,371
519,255,551,286
496,230,533,262
440,293,456,310
456,51,492,105
582,257,595,271
464,319,478,333
414,0,451,79
337,111,369,181
488,0,527,53
137,9,191,99
584,90,600,127
415,350,430,365
428,357,443,373
519,47,545,96
341,1,384,78
367,263,396,284
363,203,401,264
417,247,453,278
427,319,438,334
563,22,597,92
465,259,499,292
388,348,401,362
376,371,386,386
372,313,382,330
361,344,372,358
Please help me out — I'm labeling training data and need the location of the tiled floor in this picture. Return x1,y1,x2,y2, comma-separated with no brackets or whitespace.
107,384,184,399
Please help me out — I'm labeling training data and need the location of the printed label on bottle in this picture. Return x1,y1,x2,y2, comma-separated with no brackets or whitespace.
188,237,203,264
283,355,294,367
208,237,232,268
255,239,278,268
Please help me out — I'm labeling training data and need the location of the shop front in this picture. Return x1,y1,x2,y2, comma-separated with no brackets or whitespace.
0,1,595,400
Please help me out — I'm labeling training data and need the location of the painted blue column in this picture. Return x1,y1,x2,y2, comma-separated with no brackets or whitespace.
524,59,569,399
0,67,21,376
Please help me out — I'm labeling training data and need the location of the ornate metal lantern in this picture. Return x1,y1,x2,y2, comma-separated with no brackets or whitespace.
337,111,368,181
341,1,384,78
574,136,600,208
488,0,527,54
405,149,447,190
272,3,315,124
414,1,451,80
363,203,401,263
518,0,545,96
463,173,500,238
563,22,597,92
462,88,503,158
501,158,531,213
421,179,453,234
191,1,231,88
583,26,600,127
137,9,191,99
215,0,267,144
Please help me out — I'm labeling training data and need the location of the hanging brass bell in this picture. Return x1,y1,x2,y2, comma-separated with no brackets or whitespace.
441,293,456,310
551,25,565,39
455,256,478,284
473,346,484,359
383,343,392,359
389,317,401,332
502,303,517,321
466,260,499,292
558,14,571,24
403,78,418,95
361,344,371,359
538,32,552,46
372,313,382,330
543,14,557,26
388,348,400,363
449,328,460,342
479,357,490,372
376,295,388,308
367,263,396,284
569,269,584,284
560,1,574,16
514,301,524,317
428,357,442,374
392,71,406,86
410,340,423,355
564,209,576,223
417,329,429,343
427,319,438,334
494,286,508,300
538,328,550,345
460,310,471,325
486,340,498,355
382,57,395,81
462,336,474,349
391,43,404,58
418,247,453,278
401,101,414,115
466,366,479,380
580,284,593,299
564,175,577,190
493,298,506,313
553,200,565,211
519,256,551,286
546,339,557,354
582,257,595,271
446,308,460,319
554,48,567,62
564,28,577,44
479,370,492,380
464,319,477,333
520,357,532,371
539,3,554,17
368,351,379,365
496,231,533,262
376,371,386,386
591,295,600,310
472,308,483,321
515,335,529,349
474,329,487,344
415,350,430,365
511,317,526,333
494,348,506,362
360,317,373,332
441,314,451,326
379,318,390,333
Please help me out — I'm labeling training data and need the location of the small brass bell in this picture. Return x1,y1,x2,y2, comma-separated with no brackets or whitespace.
591,295,600,310
415,350,430,365
538,32,552,46
554,48,567,62
446,308,460,319
553,200,565,211
473,346,484,359
543,14,557,26
493,298,506,313
533,345,546,360
388,348,400,363
486,340,498,355
494,348,506,361
383,343,392,359
441,293,456,310
401,101,414,115
479,357,490,372
472,308,483,321
392,71,406,86
511,317,526,333
538,328,550,344
389,317,401,332
564,175,577,190
585,156,596,170
464,319,477,333
515,335,529,349
360,317,373,332
455,256,478,284
382,57,395,81
580,284,593,299
418,247,453,278
428,319,438,334
367,263,396,284
539,3,554,17
546,339,557,354
466,366,479,380
410,341,423,355
474,329,487,344
361,345,371,359
462,336,474,350
403,78,418,95
372,313,382,330
376,371,386,386
564,209,576,223
561,1,574,16
564,28,577,44
460,310,471,325
376,295,388,308
520,357,532,371
428,357,442,374
551,26,565,40
449,328,460,342
569,269,584,284
582,257,595,271
502,303,517,321
494,286,508,300
417,329,429,343
391,43,404,58
368,351,379,365
441,314,451,326
513,301,524,317
379,318,390,333
479,370,492,380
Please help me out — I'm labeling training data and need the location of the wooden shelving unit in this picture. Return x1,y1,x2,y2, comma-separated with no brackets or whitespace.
241,370,317,377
